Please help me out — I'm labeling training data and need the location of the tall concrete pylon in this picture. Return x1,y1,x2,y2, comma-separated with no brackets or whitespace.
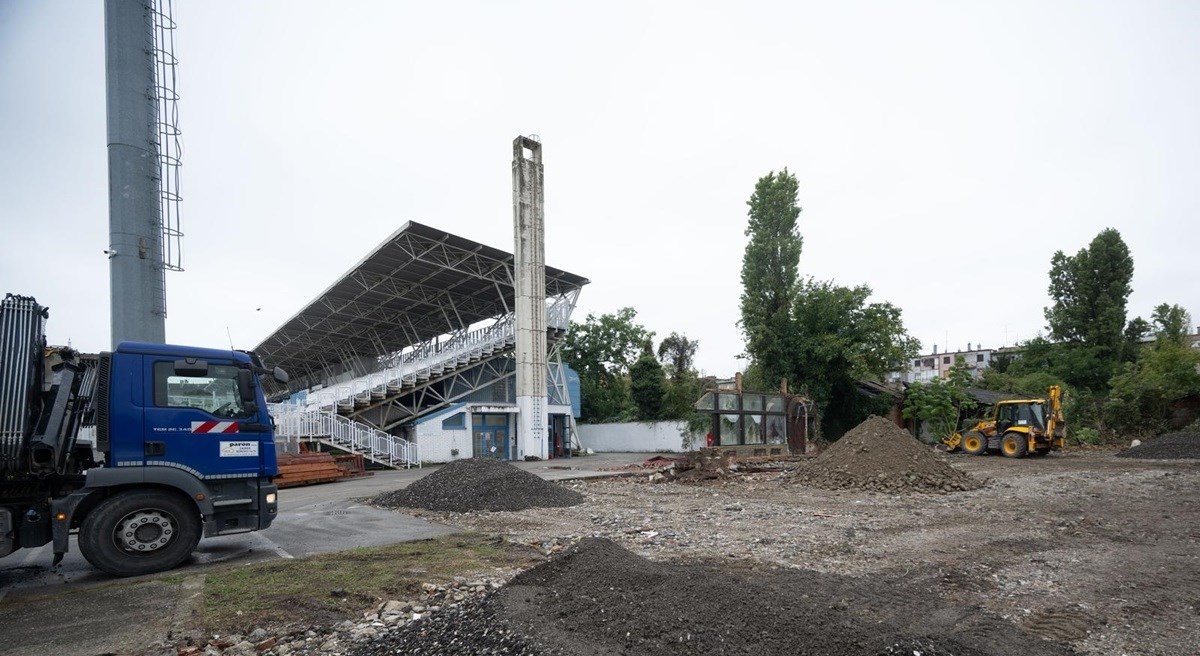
512,136,547,460
105,0,166,346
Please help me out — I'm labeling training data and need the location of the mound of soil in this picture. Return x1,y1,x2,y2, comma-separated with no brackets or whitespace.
358,538,1070,656
1117,431,1200,459
792,416,982,494
372,458,584,513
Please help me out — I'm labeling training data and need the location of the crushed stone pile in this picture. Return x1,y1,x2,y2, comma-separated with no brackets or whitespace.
791,416,982,494
353,538,1073,656
1117,431,1200,459
372,457,584,513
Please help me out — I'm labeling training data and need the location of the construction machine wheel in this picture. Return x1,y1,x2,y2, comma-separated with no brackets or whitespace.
78,490,202,577
1000,432,1028,459
961,431,988,456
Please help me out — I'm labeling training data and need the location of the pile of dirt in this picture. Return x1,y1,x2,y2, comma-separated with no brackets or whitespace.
791,416,982,494
359,538,1073,656
372,458,584,513
1117,431,1200,459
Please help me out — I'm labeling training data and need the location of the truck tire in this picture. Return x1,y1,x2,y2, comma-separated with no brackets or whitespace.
1000,432,1028,459
78,490,202,577
961,431,988,456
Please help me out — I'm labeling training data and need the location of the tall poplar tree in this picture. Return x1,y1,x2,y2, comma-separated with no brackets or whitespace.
739,169,803,386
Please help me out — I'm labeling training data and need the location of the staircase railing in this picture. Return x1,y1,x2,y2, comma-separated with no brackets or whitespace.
269,406,420,468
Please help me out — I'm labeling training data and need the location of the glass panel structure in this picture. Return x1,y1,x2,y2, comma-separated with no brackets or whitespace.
718,394,738,411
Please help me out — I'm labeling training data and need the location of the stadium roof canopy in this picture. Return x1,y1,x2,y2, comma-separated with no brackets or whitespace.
254,221,588,392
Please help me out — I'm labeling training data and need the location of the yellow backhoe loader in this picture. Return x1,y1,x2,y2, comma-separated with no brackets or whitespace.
944,386,1066,458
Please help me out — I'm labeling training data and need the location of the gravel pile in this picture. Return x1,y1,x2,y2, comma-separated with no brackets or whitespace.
1117,431,1200,459
349,597,548,656
791,416,982,494
372,458,584,513
349,538,1072,656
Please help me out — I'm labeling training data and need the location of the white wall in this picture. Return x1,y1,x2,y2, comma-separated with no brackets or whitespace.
414,409,474,464
578,421,692,453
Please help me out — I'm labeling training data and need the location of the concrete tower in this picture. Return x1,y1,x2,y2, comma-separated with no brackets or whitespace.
105,0,166,346
512,136,548,460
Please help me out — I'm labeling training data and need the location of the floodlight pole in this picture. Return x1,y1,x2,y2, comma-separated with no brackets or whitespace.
512,136,548,460
106,0,168,346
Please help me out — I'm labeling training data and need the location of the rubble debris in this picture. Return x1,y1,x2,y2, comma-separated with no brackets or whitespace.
372,458,583,513
1117,431,1200,459
791,416,982,494
492,538,1065,656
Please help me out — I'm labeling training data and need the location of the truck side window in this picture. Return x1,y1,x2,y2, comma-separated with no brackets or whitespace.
153,362,251,418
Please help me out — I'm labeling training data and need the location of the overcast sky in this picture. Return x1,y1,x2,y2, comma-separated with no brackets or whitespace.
2,1,1197,376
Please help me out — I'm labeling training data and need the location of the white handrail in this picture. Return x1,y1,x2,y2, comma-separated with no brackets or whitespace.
268,407,420,469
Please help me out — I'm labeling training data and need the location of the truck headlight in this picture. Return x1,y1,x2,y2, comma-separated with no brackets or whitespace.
266,492,277,504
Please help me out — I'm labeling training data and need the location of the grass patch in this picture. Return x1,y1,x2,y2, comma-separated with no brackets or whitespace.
201,533,541,632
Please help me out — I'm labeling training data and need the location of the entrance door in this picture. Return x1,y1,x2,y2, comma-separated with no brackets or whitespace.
472,414,511,460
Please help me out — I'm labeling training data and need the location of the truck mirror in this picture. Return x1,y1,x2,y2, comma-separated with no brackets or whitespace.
272,367,289,384
174,359,208,377
237,369,257,404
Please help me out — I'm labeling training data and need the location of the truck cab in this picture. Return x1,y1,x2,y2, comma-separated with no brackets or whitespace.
1,311,287,577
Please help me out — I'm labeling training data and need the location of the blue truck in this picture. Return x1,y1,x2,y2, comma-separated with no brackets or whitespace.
1,294,287,576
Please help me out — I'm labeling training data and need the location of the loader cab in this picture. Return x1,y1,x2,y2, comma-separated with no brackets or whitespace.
995,401,1046,434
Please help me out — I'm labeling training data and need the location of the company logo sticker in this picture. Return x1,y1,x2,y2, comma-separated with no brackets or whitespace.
219,441,259,457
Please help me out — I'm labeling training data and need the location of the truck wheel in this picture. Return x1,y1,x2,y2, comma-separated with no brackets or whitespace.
961,431,988,456
78,490,202,577
1000,432,1028,459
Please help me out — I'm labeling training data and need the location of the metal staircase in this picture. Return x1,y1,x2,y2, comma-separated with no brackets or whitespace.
270,406,420,468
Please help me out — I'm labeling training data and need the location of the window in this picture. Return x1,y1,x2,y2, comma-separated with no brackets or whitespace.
745,414,764,444
976,354,985,362
943,356,951,364
913,360,921,367
154,362,250,418
719,414,740,446
442,412,466,430
765,415,786,444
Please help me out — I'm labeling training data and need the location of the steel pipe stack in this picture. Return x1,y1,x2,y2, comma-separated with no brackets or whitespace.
0,294,47,473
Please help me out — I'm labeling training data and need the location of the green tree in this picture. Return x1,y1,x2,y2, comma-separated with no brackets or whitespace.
788,279,920,437
629,341,667,421
1151,304,1191,345
561,308,653,422
1043,228,1134,385
656,332,700,382
903,356,974,443
1105,339,1200,436
739,169,803,387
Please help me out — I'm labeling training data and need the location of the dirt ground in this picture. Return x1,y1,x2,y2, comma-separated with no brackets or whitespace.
403,451,1200,656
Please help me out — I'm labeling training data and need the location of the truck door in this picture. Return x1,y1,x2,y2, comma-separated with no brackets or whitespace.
143,358,262,478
